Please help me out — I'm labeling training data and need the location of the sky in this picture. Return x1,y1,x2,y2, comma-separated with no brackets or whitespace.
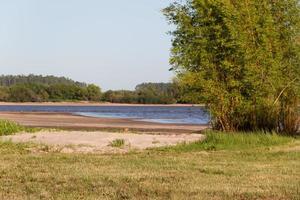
0,0,174,90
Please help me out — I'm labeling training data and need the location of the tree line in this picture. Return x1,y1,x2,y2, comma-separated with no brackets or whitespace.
0,83,102,102
102,82,181,104
0,75,185,104
0,75,101,102
0,74,86,87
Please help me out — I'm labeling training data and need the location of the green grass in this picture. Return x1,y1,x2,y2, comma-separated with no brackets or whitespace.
0,119,40,136
157,131,294,152
0,120,25,136
110,139,125,148
0,131,299,199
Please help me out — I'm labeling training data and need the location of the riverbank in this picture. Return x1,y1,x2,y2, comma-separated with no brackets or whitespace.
0,101,204,107
0,112,207,133
2,131,205,153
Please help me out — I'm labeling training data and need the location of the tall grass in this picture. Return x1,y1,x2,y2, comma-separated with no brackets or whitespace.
158,131,294,152
0,120,36,136
0,120,25,136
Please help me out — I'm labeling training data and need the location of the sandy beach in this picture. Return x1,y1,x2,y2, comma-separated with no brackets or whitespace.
2,131,205,153
0,104,207,153
0,112,207,133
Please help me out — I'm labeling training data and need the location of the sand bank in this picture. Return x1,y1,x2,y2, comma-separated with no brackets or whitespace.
2,131,205,153
0,112,208,133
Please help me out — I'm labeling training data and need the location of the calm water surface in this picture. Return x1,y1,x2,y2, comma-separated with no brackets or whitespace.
0,105,210,125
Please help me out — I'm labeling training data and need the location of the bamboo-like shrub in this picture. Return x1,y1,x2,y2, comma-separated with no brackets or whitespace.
164,0,300,134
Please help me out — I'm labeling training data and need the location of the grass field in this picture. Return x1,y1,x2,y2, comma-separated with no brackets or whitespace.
0,131,299,200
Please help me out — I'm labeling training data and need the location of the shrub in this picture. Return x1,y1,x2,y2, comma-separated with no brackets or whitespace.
0,120,25,136
110,139,125,148
164,0,300,135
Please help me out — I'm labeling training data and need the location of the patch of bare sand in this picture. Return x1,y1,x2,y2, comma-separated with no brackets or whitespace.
1,131,205,154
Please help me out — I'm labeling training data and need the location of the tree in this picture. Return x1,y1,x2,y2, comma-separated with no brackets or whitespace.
102,90,138,103
0,74,86,87
9,85,38,102
164,0,300,134
0,75,103,102
136,83,179,104
0,87,9,101
86,84,102,101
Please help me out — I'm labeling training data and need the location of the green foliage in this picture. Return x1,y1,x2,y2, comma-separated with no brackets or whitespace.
159,131,293,152
0,120,39,136
0,120,25,136
0,74,86,87
9,84,43,102
136,82,179,104
0,75,180,104
110,139,125,148
0,75,102,102
0,86,9,101
102,90,138,103
164,0,300,134
0,137,299,199
86,84,102,101
47,84,88,101
102,82,181,104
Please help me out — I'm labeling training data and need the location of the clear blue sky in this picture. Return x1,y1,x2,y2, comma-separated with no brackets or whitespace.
0,0,174,90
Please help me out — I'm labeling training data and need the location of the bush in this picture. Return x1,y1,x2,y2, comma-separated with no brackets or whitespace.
110,139,125,148
164,0,300,135
0,120,25,136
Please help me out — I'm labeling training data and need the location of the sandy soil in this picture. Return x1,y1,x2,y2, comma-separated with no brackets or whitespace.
1,131,205,153
0,112,208,133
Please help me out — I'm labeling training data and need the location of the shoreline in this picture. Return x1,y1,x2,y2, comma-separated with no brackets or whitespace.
0,112,208,134
0,101,204,107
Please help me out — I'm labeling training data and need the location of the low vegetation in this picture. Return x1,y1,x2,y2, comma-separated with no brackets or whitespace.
0,120,25,136
109,139,125,148
0,131,298,199
0,120,38,136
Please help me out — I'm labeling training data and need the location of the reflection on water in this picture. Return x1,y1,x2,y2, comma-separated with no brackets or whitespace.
0,105,210,125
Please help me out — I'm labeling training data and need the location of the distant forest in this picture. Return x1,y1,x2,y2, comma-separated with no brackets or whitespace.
103,82,181,104
0,75,187,104
0,75,87,87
